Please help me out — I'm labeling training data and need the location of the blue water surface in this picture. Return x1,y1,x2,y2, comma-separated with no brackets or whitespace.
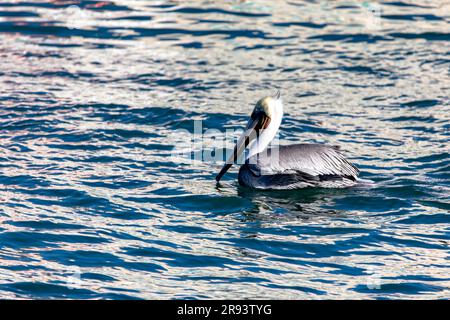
0,0,449,299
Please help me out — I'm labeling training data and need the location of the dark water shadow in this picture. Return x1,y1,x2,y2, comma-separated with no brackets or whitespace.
235,186,351,222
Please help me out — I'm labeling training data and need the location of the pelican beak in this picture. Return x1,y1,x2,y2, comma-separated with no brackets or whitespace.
215,112,271,182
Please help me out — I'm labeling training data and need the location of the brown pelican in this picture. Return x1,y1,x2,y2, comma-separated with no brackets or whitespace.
215,92,360,189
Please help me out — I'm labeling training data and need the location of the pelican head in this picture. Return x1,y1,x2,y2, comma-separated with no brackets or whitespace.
216,91,283,182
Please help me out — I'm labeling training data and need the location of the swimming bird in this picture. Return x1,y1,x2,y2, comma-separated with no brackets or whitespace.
215,92,360,189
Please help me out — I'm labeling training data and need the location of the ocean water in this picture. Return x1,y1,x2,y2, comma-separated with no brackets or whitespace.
0,0,449,299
